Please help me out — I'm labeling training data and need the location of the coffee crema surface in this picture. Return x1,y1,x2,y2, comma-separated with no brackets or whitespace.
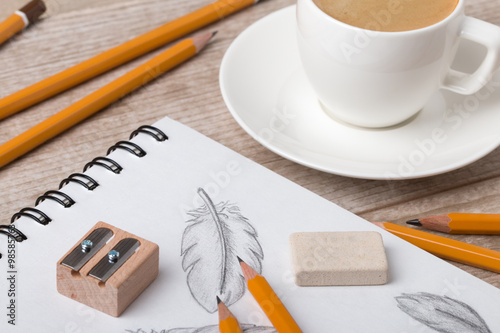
312,0,459,32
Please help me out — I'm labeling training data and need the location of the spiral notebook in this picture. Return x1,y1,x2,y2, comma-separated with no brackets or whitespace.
1,116,499,332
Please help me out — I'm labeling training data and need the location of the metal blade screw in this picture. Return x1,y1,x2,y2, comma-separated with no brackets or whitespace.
81,240,93,253
108,250,120,263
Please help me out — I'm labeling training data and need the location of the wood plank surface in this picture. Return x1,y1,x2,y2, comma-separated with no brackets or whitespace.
1,0,500,289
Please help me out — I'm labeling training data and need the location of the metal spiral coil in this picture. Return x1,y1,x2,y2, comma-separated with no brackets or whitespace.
83,157,123,174
3,125,167,252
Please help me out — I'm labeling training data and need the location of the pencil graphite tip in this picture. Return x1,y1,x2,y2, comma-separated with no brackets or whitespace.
238,258,258,281
406,219,422,226
236,256,243,263
216,296,221,304
212,31,218,37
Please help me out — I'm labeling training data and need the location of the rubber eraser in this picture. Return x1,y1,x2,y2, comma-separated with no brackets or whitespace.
289,231,388,286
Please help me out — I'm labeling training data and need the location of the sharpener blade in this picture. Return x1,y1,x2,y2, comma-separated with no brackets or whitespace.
89,238,140,282
61,228,113,271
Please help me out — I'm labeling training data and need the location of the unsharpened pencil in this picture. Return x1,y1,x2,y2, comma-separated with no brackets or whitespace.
374,222,500,273
406,213,500,234
0,0,46,46
217,296,242,333
0,32,215,168
238,257,302,333
0,0,261,120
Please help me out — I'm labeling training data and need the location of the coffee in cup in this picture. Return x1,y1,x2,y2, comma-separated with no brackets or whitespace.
311,0,458,32
297,0,500,127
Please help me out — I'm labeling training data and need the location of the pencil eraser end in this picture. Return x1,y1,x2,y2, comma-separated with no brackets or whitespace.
290,231,388,286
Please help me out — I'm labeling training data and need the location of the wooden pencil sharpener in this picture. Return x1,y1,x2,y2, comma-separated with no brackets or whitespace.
57,222,159,317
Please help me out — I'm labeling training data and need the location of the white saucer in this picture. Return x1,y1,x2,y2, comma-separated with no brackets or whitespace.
219,6,500,180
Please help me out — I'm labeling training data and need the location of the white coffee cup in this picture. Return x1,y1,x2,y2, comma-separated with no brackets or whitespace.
297,0,500,128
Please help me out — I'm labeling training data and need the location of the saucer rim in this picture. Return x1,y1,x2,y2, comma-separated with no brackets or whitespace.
219,5,500,180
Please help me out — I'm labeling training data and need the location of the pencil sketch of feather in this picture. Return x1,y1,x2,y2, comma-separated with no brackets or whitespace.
166,324,276,332
125,324,276,333
181,188,264,313
395,292,491,333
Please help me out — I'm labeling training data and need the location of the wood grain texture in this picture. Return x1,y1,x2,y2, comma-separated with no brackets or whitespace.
1,0,500,289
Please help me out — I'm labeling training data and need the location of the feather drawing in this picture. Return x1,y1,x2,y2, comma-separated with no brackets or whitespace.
126,324,276,333
395,292,492,333
167,324,276,333
181,188,264,313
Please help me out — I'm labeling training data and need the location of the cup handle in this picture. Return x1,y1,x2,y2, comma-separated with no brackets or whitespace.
442,17,500,95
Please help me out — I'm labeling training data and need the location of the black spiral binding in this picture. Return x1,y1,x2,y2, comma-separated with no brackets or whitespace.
130,125,168,141
59,173,99,190
35,190,75,207
11,208,51,225
83,157,123,174
2,125,168,251
107,141,147,157
0,225,27,242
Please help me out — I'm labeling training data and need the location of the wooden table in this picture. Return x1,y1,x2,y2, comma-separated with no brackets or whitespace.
1,0,499,289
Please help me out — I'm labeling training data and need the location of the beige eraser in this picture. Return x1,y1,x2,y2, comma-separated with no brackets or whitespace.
290,231,388,286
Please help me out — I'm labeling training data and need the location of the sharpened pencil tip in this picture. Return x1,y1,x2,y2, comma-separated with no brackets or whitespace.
406,219,422,226
192,31,215,53
237,256,243,263
216,296,221,304
212,31,218,37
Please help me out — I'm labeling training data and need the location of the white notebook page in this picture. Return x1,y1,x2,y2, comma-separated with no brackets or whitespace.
1,116,499,332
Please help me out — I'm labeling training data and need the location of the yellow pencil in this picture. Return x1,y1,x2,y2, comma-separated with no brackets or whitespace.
239,257,302,333
0,32,214,168
407,213,500,234
217,296,243,333
374,222,500,273
0,0,46,46
0,0,260,120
